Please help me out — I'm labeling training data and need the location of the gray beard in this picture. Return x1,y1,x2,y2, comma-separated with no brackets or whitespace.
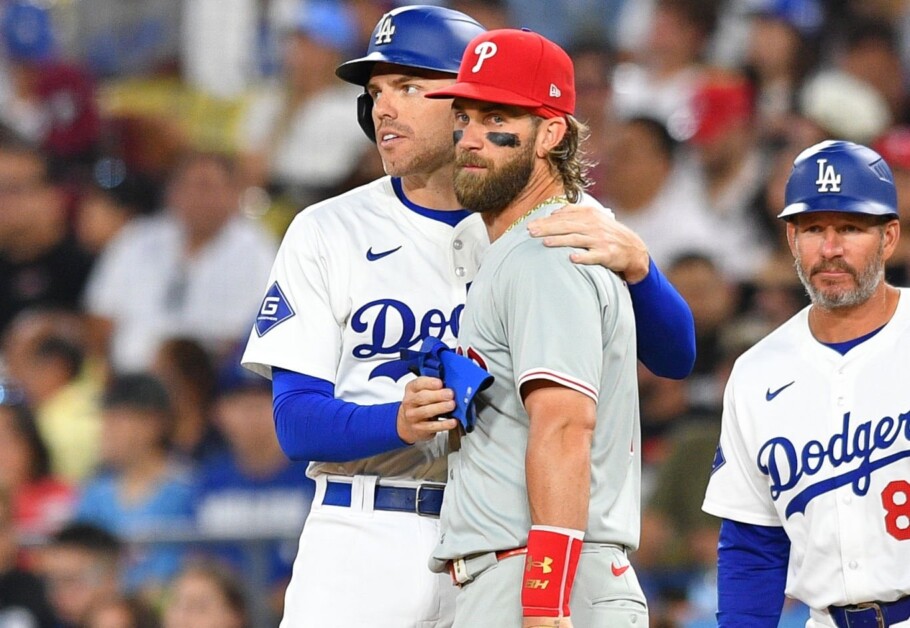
794,242,885,310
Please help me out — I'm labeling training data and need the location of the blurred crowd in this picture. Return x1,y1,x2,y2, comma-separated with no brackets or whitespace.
2,0,910,626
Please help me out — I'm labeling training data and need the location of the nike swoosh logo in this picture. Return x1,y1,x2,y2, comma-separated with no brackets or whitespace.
611,562,630,577
366,246,402,261
766,381,795,401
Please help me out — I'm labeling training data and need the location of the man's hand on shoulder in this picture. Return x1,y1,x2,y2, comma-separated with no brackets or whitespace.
528,204,650,284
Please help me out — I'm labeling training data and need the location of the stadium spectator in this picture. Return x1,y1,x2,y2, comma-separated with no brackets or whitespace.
0,484,57,628
568,36,618,200
237,0,370,209
83,594,161,628
741,0,824,145
450,0,512,31
74,374,195,597
0,129,93,338
83,151,276,374
161,560,249,628
2,308,103,483
637,362,715,476
193,354,312,620
74,159,160,256
39,522,123,628
0,0,102,172
612,0,721,124
742,254,808,329
686,71,774,282
150,337,225,463
664,252,740,411
602,116,716,268
839,18,909,125
0,391,75,539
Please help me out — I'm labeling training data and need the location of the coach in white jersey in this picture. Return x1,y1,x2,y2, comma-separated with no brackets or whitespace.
242,6,694,628
425,29,647,628
703,140,910,628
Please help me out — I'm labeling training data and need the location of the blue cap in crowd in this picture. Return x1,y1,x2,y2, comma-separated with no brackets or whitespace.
293,0,357,53
750,0,823,37
1,0,56,62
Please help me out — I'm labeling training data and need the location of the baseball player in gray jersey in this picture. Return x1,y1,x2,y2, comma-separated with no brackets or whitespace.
422,29,648,628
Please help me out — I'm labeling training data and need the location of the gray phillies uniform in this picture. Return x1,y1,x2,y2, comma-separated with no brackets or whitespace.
431,201,648,627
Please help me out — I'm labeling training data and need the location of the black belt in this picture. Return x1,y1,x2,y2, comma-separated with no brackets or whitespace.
322,480,444,517
829,597,910,628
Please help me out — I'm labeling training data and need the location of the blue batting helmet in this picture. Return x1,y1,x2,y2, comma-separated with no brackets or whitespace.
335,5,485,141
778,140,899,221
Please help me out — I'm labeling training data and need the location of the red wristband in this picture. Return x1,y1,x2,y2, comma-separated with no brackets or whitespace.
521,526,584,618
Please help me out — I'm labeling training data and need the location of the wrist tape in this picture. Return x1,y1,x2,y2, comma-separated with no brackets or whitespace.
521,525,584,617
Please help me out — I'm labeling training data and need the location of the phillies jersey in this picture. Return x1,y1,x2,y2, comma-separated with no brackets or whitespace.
703,289,910,611
432,200,640,568
241,176,488,482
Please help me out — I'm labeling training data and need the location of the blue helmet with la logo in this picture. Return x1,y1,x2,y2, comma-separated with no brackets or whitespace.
779,140,899,220
335,5,485,141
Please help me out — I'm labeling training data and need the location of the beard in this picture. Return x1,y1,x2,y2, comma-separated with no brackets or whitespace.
453,141,535,215
794,238,885,309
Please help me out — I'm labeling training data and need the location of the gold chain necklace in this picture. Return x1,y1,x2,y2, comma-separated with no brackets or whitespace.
504,195,569,233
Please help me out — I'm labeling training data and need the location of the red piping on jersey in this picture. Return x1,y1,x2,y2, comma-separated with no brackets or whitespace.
518,369,598,402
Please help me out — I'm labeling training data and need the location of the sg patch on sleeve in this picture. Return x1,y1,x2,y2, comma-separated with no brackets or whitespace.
711,444,726,475
255,282,295,336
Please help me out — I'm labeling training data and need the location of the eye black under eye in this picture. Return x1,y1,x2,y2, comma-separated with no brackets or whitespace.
486,132,520,148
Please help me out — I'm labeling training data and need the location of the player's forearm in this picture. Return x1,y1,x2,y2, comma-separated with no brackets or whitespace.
629,258,696,380
526,428,591,527
272,368,407,461
522,391,591,623
716,519,789,627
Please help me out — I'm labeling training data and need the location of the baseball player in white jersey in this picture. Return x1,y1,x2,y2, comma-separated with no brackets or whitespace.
703,140,910,628
424,29,648,628
242,6,694,627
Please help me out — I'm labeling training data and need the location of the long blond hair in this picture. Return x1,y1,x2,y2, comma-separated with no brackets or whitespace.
546,115,595,202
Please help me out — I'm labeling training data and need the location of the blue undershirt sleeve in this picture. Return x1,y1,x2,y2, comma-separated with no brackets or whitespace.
716,518,790,628
628,258,696,379
271,368,408,462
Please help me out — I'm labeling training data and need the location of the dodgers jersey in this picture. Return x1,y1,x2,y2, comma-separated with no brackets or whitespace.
703,288,910,610
432,200,640,568
241,177,487,482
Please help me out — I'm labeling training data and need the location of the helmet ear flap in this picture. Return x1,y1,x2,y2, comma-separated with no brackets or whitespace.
357,92,376,143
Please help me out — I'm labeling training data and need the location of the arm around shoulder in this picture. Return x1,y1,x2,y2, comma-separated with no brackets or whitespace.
628,259,695,379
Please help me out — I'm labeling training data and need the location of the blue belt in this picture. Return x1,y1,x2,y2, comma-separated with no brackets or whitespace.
829,597,910,628
322,480,444,517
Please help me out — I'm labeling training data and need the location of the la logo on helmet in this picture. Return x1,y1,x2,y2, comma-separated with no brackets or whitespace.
816,158,842,193
472,42,498,73
375,14,396,45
